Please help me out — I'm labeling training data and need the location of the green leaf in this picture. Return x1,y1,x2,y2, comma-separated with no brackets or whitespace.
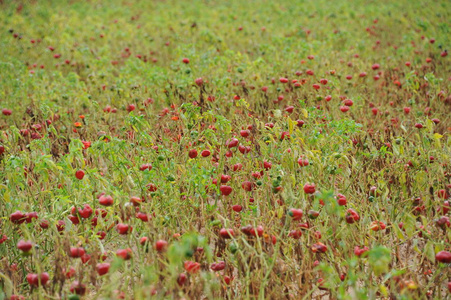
424,241,435,262
368,246,391,276
0,272,13,298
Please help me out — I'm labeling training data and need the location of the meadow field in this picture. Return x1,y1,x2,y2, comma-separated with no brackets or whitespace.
0,0,450,299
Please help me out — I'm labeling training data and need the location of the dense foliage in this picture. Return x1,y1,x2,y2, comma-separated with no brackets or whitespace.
0,0,450,299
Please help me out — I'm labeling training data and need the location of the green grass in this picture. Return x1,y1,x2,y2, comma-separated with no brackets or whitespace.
0,0,450,299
